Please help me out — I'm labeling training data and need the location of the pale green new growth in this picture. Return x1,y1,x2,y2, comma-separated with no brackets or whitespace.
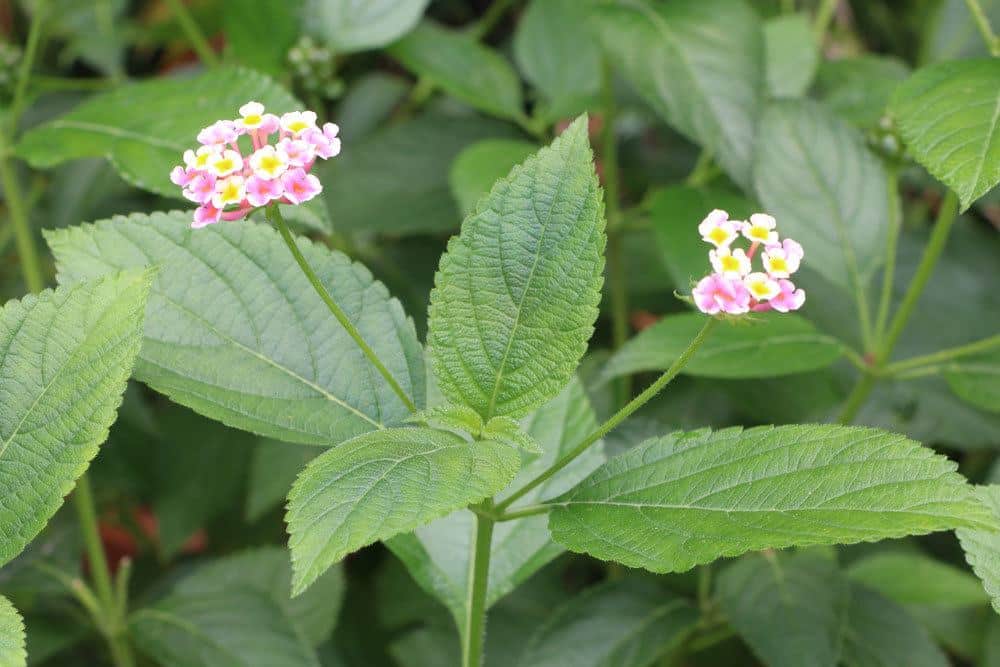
409,404,485,434
0,270,152,567
286,427,521,595
891,59,1000,210
0,596,26,667
549,425,990,574
957,485,1000,614
483,416,542,454
45,211,424,447
428,115,606,420
15,67,298,197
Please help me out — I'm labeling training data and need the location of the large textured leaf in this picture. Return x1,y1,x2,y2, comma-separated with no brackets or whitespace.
812,56,910,128
171,548,345,646
944,350,1000,414
891,60,1000,209
388,22,524,122
718,552,848,667
15,67,298,197
846,551,989,608
755,99,889,291
0,271,151,566
449,140,539,216
517,579,697,667
386,378,605,635
841,583,950,667
428,116,605,420
958,486,1000,614
131,589,319,667
0,597,25,667
549,425,989,574
287,427,520,594
601,312,843,381
45,211,425,446
764,14,818,98
304,0,429,53
591,0,764,189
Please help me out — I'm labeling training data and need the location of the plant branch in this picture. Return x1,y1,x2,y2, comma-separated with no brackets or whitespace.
813,0,839,41
267,205,418,414
462,507,495,667
0,131,44,293
162,0,219,67
963,0,1000,55
494,503,551,521
8,0,46,136
883,334,1000,376
495,318,718,512
468,0,517,40
873,165,901,342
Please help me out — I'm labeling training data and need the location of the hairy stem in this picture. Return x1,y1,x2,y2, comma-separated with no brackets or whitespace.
462,508,495,667
496,318,717,512
963,0,1000,55
267,205,418,413
163,0,219,67
0,133,44,293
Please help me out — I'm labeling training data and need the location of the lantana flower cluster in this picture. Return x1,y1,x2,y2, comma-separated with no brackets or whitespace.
171,101,340,228
692,210,805,315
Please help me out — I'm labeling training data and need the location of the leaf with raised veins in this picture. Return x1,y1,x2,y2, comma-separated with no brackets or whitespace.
286,427,520,595
428,116,605,420
891,59,1000,210
0,596,25,667
0,270,152,567
549,425,990,574
45,211,424,447
957,485,1000,614
15,67,299,197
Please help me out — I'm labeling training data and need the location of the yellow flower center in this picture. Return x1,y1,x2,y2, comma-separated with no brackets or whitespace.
750,281,770,297
220,182,240,203
195,153,211,167
259,154,282,174
709,227,729,244
288,120,309,133
769,256,788,272
749,225,769,241
244,113,262,126
721,255,740,272
214,157,235,173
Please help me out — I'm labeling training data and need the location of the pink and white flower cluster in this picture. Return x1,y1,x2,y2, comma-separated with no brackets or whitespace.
171,101,341,228
692,210,805,315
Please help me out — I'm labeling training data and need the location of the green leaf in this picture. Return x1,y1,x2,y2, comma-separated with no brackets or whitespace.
958,486,1000,614
386,377,605,636
764,14,818,98
170,548,345,646
483,416,542,454
304,0,429,53
548,425,990,574
518,578,697,667
922,0,1000,62
812,56,910,128
846,551,989,608
388,22,524,122
591,0,764,189
15,67,299,198
717,552,849,667
891,59,1000,210
512,0,601,121
944,350,1000,414
319,111,520,235
600,312,843,381
45,211,425,447
225,0,301,75
647,185,756,290
131,589,319,667
287,427,521,595
0,270,152,567
0,596,26,667
449,140,539,216
754,99,890,291
429,116,605,420
841,583,950,667
245,440,319,522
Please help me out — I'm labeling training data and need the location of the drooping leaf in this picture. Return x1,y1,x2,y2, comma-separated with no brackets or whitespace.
513,0,601,121
763,14,818,98
15,67,299,197
591,0,764,189
958,486,1000,614
304,0,429,53
518,578,697,667
388,22,524,122
846,551,989,608
600,312,843,381
0,596,26,667
943,350,1000,414
449,140,539,216
548,425,989,574
170,548,346,646
841,583,950,667
717,552,849,667
245,440,319,522
0,270,152,567
131,589,319,667
386,377,605,636
46,211,425,446
891,59,1000,209
287,427,521,594
754,99,889,291
428,116,605,420
812,56,910,128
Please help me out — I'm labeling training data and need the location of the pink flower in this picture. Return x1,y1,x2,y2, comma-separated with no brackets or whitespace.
762,239,804,278
742,213,778,245
693,273,751,315
197,120,238,146
246,175,284,207
277,138,315,168
193,202,223,228
280,110,318,136
743,272,781,301
698,209,739,248
170,165,195,187
280,168,322,204
709,247,751,278
183,173,216,204
768,279,806,312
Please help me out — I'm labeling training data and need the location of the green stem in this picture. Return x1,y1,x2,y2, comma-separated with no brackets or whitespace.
267,205,418,414
836,372,876,424
963,0,1000,55
684,150,716,187
0,132,44,293
495,503,551,521
697,565,713,613
469,0,517,40
462,509,495,667
162,0,219,67
883,334,1000,376
873,165,901,342
813,0,838,41
8,0,46,137
496,318,717,512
